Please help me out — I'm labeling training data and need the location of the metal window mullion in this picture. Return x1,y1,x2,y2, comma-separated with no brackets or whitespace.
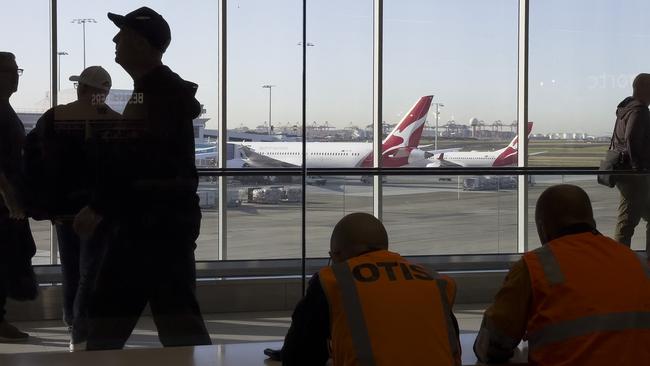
50,0,58,264
218,0,227,260
373,0,383,221
517,0,529,253
301,0,307,295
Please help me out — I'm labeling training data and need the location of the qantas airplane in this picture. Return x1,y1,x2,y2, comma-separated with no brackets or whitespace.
425,122,535,168
234,95,458,168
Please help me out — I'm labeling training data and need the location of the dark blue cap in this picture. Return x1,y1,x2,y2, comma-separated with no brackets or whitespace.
108,7,171,53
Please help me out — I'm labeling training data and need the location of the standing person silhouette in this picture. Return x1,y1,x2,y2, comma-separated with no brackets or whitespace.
609,73,650,254
25,65,121,350
80,7,211,350
0,52,37,342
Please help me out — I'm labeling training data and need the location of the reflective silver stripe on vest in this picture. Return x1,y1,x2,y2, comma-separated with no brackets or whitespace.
534,245,565,285
436,279,461,365
527,312,650,350
331,263,376,366
636,252,650,279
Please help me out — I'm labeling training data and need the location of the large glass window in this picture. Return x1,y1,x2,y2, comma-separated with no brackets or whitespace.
384,0,518,169
529,0,650,166
227,0,301,145
1,1,52,264
305,0,374,257
306,176,373,257
306,0,372,152
527,174,646,252
9,0,650,359
383,0,519,253
384,175,517,255
56,0,220,261
57,0,219,119
226,0,302,259
11,0,644,269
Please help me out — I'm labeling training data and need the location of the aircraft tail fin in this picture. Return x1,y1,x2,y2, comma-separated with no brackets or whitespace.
382,95,433,152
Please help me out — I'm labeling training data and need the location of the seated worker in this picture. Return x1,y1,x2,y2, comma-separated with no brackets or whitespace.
474,184,650,365
277,212,461,366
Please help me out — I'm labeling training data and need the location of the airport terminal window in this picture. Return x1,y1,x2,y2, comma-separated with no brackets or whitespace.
384,0,518,159
307,176,373,258
529,0,650,167
526,174,647,252
57,0,219,119
305,0,375,262
226,176,302,259
9,3,650,360
57,0,221,261
226,0,302,259
384,175,517,255
0,0,52,264
527,0,650,252
15,0,648,269
383,0,519,255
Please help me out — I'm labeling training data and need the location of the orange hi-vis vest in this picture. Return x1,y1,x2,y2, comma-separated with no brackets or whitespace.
522,232,650,366
319,250,461,366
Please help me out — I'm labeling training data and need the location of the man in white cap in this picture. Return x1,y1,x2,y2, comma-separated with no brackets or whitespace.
24,65,121,351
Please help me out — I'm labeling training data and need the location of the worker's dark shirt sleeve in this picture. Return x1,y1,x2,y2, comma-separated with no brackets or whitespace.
474,259,531,363
281,273,330,366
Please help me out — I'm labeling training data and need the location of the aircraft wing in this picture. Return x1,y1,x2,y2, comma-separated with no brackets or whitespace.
426,153,465,168
529,151,546,156
239,145,299,168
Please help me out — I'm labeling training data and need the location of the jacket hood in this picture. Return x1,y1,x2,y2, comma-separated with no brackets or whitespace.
617,96,647,120
139,65,202,119
179,79,202,120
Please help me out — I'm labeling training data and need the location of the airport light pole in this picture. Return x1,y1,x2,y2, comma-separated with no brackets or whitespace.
433,102,444,150
262,84,276,135
71,18,97,69
57,51,68,91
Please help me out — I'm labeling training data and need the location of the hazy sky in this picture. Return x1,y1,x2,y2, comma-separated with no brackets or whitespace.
2,0,650,135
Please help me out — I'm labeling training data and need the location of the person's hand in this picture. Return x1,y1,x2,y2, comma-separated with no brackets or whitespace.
7,201,26,220
3,189,25,220
73,206,103,241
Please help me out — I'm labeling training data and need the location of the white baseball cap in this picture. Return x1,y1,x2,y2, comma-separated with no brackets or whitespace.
69,66,112,91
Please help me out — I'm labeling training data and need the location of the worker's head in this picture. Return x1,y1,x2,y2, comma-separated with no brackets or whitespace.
108,7,170,71
70,66,112,105
632,73,650,106
0,52,19,100
535,184,596,245
329,212,388,264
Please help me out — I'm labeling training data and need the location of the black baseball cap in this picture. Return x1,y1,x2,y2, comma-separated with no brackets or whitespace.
108,7,171,53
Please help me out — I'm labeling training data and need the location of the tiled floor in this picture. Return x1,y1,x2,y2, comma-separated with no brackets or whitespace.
0,304,487,354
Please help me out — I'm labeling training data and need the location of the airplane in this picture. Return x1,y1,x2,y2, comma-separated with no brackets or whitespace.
235,95,457,168
425,122,535,168
195,143,250,168
195,144,218,160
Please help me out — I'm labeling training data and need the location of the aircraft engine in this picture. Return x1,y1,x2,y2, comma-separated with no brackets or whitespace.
407,148,434,164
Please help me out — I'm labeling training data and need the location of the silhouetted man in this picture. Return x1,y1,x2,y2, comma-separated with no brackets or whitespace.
80,7,210,350
474,185,650,365
610,73,650,254
278,213,461,366
0,52,37,342
26,65,121,350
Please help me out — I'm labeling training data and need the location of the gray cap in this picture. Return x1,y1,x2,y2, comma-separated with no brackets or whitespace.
69,66,112,91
